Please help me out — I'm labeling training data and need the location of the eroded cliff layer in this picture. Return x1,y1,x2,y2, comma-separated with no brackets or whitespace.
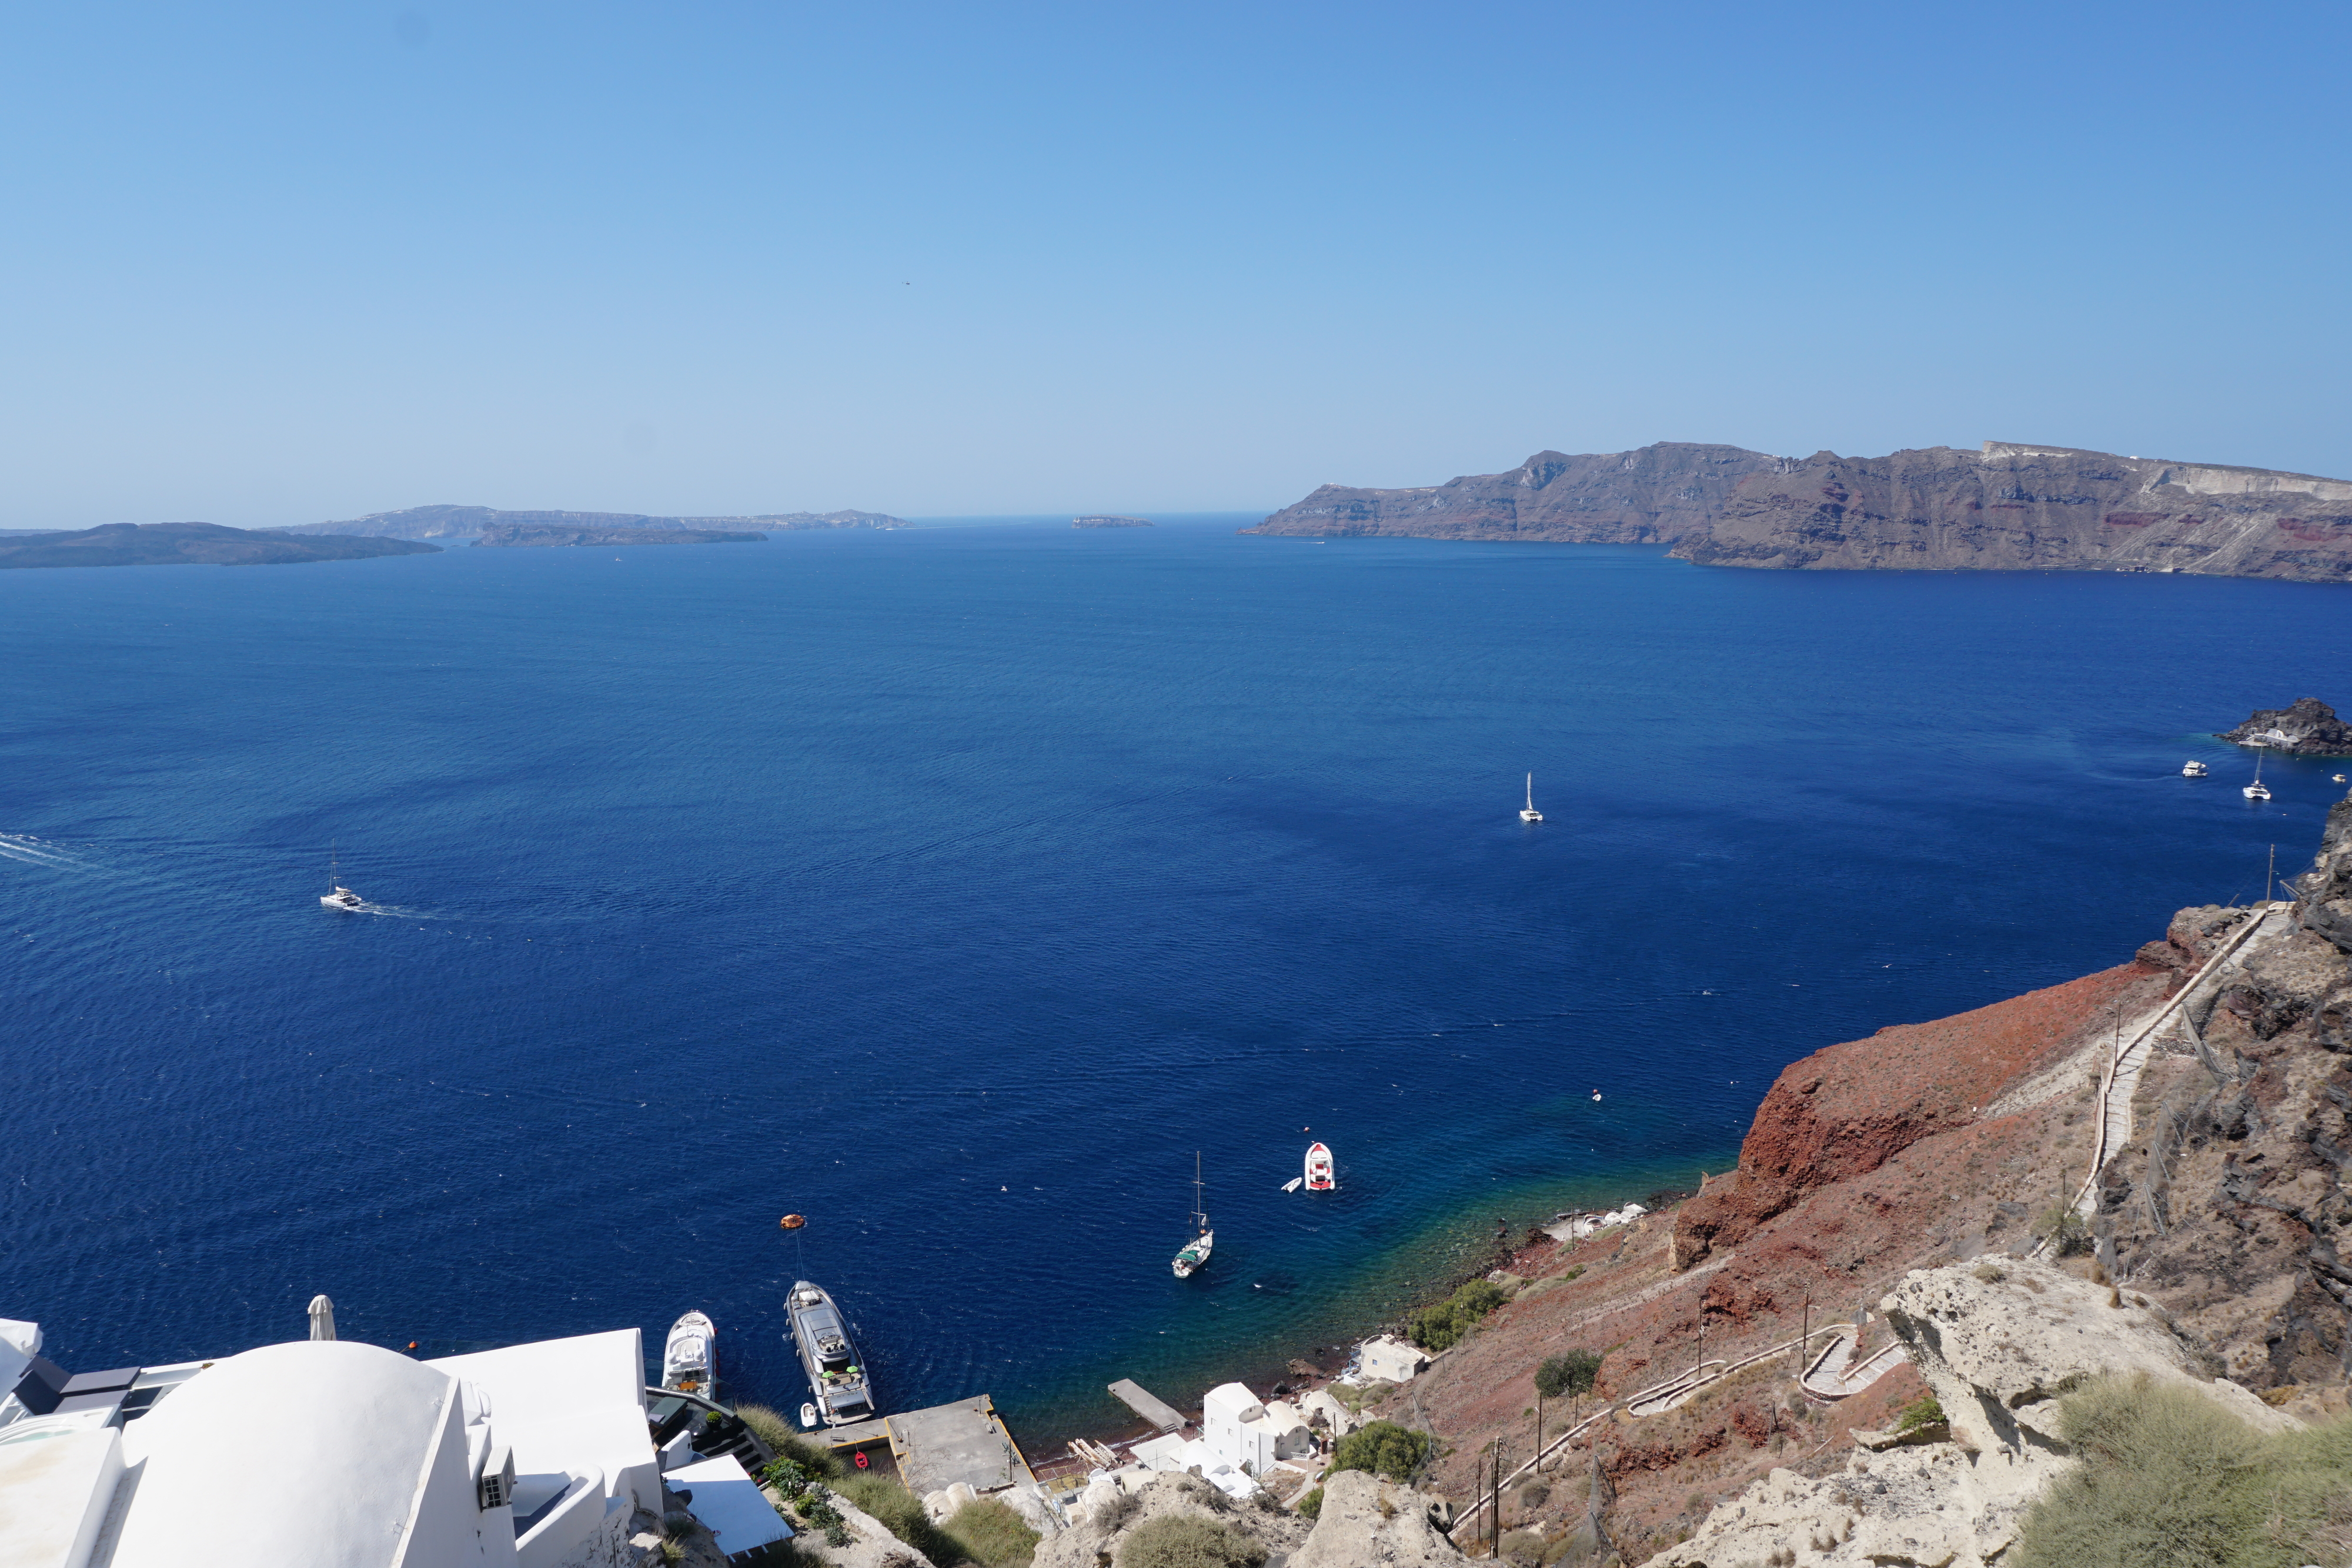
1252,440,2352,583
1243,443,1780,544
1678,442,2352,581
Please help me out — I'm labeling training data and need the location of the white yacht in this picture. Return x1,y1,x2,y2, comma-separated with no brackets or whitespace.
320,848,363,910
2181,760,2209,777
2245,748,2271,802
1519,773,1542,823
662,1309,716,1395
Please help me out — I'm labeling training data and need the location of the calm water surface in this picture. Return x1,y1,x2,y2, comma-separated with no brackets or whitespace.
4,519,2347,1440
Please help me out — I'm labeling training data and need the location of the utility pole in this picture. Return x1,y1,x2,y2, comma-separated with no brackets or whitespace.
1534,1389,1543,1479
2269,844,2278,902
1799,1295,1810,1380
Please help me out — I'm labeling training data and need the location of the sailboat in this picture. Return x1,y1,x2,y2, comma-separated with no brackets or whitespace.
1519,773,1542,823
1303,1141,1335,1191
2244,748,2272,802
320,845,363,911
1172,1152,1214,1278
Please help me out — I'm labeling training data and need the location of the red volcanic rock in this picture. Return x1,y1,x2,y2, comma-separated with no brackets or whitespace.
1671,964,2155,1269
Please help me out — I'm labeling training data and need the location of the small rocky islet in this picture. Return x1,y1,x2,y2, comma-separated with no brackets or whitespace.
2220,697,2352,755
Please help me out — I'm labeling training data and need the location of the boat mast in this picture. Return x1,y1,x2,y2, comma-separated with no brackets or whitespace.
1193,1151,1205,1234
1525,772,1534,811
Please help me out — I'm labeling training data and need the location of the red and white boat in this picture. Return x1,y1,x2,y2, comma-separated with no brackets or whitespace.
1304,1142,1335,1192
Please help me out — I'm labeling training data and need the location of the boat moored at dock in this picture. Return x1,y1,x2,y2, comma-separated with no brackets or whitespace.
786,1280,876,1427
663,1308,717,1395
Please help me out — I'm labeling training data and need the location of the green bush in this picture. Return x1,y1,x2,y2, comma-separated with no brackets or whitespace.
1115,1513,1269,1568
1410,1280,1509,1352
2034,1205,2094,1257
1534,1349,1602,1401
2013,1373,2352,1568
944,1498,1041,1568
736,1406,844,1478
1895,1395,1946,1433
1329,1420,1432,1482
1295,1486,1324,1520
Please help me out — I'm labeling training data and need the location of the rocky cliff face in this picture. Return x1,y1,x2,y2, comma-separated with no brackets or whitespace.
1251,440,2352,583
1244,443,1780,544
1677,443,2352,581
2221,697,2352,756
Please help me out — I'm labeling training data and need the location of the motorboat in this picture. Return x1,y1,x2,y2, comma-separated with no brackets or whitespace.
662,1310,716,1395
785,1281,874,1427
2181,760,2209,777
1519,773,1542,823
1304,1142,1335,1192
2245,747,2271,802
1172,1152,1214,1279
2336,774,2348,784
320,847,363,910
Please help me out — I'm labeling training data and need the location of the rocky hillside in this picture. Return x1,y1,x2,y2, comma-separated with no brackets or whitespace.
1244,443,1780,544
1251,440,2352,583
1379,784,2352,1564
0,521,437,570
288,505,906,540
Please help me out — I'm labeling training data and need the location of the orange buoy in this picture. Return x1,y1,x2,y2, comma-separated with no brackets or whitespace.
780,1213,806,1230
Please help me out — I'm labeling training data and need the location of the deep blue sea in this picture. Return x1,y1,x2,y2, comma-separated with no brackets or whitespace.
5,519,2349,1442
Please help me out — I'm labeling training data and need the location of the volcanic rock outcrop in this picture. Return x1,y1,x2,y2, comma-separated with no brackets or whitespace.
1252,440,2352,583
1653,1258,2299,1568
2220,697,2352,756
1245,443,1780,544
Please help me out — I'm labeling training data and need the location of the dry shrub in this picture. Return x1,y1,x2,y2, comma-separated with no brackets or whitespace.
2013,1373,2352,1568
1114,1513,1269,1568
1094,1487,1144,1533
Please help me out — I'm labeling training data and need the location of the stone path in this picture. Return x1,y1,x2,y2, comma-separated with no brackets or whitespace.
2065,901,2290,1223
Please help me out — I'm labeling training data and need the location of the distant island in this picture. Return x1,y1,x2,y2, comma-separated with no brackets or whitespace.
284,504,908,540
0,522,437,570
1248,440,2352,583
473,523,764,548
1073,515,1152,529
2220,698,2352,755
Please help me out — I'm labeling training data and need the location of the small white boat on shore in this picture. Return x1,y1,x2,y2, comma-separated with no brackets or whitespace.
1304,1141,1335,1192
663,1309,716,1395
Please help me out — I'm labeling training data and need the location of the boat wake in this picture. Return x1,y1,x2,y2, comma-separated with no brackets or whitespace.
0,834,95,872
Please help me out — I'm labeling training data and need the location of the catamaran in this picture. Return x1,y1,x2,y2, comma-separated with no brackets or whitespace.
320,846,363,911
2245,748,2272,802
1172,1153,1214,1278
1304,1141,1335,1191
1519,773,1542,823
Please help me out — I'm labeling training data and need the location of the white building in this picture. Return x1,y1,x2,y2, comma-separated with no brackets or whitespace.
1200,1382,1313,1476
1358,1335,1431,1384
0,1315,671,1568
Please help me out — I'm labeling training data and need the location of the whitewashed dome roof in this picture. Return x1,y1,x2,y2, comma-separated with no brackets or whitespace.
111,1339,459,1568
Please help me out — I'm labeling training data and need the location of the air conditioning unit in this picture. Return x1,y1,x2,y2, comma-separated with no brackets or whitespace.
477,1442,516,1510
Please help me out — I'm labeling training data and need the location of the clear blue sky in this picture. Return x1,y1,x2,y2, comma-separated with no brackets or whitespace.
5,2,2347,526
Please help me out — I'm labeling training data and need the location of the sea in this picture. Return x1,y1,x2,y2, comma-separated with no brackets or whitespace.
4,517,2348,1443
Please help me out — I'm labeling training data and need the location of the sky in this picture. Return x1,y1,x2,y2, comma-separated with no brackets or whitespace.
2,2,2348,526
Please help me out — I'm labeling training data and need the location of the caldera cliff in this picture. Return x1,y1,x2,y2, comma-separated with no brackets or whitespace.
1251,440,2352,583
